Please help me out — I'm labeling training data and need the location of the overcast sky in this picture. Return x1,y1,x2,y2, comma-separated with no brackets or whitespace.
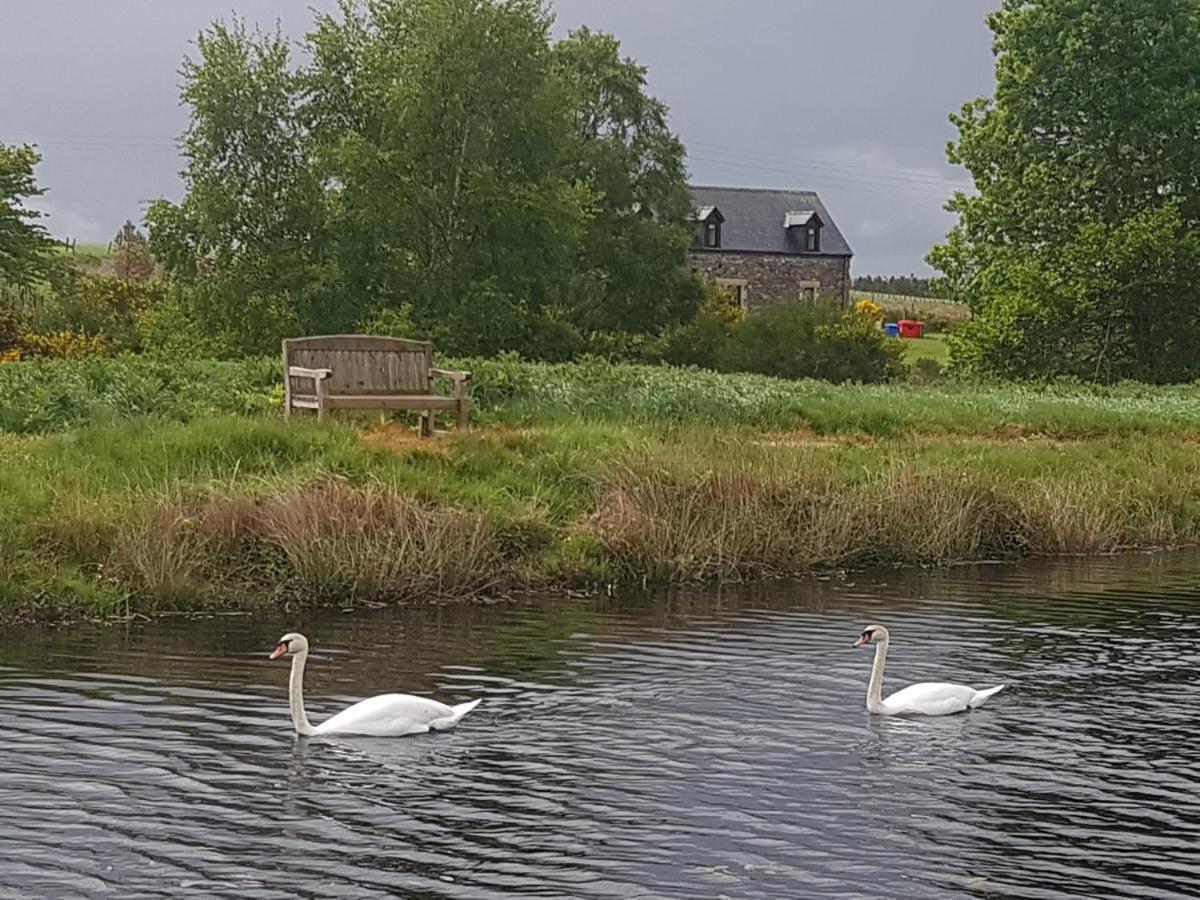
1,0,998,275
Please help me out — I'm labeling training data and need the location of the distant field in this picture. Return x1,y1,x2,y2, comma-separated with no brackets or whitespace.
852,291,972,326
57,242,112,272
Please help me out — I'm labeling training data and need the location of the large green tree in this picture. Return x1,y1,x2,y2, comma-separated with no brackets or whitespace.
553,27,697,333
147,22,339,355
0,144,57,285
149,0,697,357
930,0,1200,382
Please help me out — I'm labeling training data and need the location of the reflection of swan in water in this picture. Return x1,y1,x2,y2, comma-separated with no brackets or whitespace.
854,624,1005,716
270,633,481,736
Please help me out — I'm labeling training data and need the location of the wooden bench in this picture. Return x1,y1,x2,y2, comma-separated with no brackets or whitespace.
282,335,471,435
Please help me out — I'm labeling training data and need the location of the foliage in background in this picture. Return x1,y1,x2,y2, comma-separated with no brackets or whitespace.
0,143,58,285
931,0,1200,382
852,274,936,298
110,221,156,280
147,1,699,358
1,271,167,357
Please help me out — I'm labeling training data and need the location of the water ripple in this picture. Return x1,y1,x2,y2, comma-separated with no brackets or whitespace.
2,552,1199,897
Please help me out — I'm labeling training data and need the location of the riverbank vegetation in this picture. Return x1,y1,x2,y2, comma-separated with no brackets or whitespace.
4,356,1200,622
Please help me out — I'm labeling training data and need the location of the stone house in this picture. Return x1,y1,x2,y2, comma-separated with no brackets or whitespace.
688,185,853,310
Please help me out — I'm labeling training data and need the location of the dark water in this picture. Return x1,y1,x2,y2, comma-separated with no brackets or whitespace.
2,553,1199,899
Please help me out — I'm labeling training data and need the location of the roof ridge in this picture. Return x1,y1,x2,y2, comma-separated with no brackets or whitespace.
690,184,819,196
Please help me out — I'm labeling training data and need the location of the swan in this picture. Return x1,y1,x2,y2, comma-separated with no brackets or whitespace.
854,624,1005,716
269,633,481,736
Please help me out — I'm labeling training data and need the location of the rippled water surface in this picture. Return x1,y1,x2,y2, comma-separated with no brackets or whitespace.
3,553,1200,898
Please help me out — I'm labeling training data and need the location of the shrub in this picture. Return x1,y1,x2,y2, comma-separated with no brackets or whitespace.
909,357,947,384
19,329,113,360
2,271,166,355
719,302,904,383
853,298,885,322
0,310,21,351
660,280,743,368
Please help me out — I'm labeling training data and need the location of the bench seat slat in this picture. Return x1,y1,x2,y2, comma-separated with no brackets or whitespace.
290,393,461,411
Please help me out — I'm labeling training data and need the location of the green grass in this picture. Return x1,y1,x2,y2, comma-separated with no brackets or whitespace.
901,335,951,365
6,354,1200,440
5,354,1200,621
3,414,1198,621
55,243,111,271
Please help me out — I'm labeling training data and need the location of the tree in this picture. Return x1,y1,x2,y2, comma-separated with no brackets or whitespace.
0,143,57,285
111,220,156,280
149,0,697,357
553,27,698,332
929,0,1200,382
147,19,341,355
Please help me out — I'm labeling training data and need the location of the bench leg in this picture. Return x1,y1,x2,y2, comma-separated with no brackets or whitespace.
457,397,469,429
421,411,433,438
315,377,329,422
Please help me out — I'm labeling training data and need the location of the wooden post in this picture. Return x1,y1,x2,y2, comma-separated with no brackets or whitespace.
281,340,292,419
456,379,470,429
316,374,329,421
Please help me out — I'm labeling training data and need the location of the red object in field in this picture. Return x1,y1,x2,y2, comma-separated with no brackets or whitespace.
898,319,924,338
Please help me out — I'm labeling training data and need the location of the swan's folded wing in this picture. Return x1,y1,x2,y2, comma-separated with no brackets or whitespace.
314,693,456,736
882,682,976,716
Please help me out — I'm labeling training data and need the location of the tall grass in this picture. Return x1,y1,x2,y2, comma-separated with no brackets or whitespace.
10,354,1200,439
4,413,1200,620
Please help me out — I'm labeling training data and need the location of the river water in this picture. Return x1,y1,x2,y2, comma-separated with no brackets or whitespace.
1,553,1198,898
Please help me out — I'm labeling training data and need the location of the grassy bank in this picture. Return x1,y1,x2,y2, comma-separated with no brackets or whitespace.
5,354,1200,437
4,356,1200,621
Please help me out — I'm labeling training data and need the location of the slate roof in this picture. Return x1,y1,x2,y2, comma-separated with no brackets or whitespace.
689,185,853,257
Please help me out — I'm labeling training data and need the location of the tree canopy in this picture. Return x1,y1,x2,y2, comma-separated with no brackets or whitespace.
929,0,1200,382
0,143,57,286
148,0,698,357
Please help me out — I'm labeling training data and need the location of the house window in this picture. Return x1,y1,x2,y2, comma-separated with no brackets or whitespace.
705,221,721,248
800,282,818,303
806,227,820,252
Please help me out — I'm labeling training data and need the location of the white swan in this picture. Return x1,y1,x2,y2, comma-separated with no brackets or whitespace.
269,633,481,736
854,624,1005,716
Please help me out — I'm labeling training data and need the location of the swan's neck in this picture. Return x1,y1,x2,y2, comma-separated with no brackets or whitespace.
288,651,318,736
867,640,888,714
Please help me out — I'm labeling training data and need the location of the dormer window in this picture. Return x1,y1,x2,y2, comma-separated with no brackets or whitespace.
785,210,823,252
696,206,725,249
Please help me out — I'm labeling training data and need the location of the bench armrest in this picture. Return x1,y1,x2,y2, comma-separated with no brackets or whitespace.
288,366,332,381
430,368,471,383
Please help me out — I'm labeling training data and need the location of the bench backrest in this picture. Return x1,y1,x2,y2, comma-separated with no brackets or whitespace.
283,335,433,396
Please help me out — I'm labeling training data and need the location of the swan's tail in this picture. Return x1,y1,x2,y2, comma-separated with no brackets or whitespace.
450,698,482,721
969,684,1005,708
428,697,483,731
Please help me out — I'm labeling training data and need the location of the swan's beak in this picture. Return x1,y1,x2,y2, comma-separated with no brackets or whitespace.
853,634,871,648
269,643,288,660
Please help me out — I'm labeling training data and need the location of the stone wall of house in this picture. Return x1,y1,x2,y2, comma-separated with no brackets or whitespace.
687,250,851,311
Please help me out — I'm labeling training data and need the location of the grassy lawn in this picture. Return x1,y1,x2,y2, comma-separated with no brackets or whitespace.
900,334,951,365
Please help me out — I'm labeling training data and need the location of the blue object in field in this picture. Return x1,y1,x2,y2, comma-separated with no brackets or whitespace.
884,322,900,337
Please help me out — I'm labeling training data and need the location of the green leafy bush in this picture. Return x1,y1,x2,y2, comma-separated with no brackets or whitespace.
719,303,904,383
